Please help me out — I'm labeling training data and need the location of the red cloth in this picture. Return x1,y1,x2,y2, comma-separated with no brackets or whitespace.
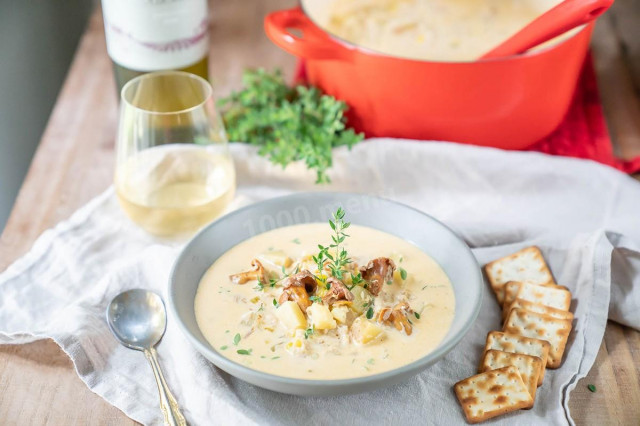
526,53,640,173
295,55,640,174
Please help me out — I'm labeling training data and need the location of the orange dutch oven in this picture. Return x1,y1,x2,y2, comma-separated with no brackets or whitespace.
265,1,602,149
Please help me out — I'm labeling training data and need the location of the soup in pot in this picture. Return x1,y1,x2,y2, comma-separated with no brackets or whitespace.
320,0,562,61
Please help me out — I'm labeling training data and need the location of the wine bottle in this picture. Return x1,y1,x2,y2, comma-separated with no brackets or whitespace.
101,0,209,93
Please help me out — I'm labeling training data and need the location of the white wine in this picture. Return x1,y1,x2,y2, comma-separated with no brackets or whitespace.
115,71,234,237
116,144,235,236
101,0,210,92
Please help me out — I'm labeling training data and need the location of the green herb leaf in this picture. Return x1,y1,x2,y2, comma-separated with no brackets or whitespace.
347,272,364,290
304,325,315,339
587,384,596,393
366,306,374,319
233,333,241,345
399,267,407,280
237,349,252,355
367,358,375,365
273,298,278,307
220,345,228,350
219,69,364,184
271,356,280,360
292,238,301,244
315,207,355,283
310,295,322,303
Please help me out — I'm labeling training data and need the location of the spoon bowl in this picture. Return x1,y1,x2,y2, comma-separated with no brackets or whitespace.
107,289,167,350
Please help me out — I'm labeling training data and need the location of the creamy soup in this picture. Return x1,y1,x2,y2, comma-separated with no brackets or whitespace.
195,217,455,380
321,0,562,61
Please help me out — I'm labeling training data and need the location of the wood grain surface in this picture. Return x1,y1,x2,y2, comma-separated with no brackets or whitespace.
1,1,639,425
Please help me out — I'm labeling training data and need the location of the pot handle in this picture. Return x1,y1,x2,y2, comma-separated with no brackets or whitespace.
482,0,614,59
264,7,353,61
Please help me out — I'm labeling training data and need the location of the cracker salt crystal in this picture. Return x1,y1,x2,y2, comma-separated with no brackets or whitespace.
484,331,550,385
516,281,571,311
503,308,572,369
484,246,555,304
454,365,533,423
480,349,542,404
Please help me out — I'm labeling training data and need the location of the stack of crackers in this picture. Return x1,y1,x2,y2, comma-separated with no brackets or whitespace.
454,246,574,423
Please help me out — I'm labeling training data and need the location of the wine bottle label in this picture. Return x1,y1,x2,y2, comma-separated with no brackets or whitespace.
102,0,208,72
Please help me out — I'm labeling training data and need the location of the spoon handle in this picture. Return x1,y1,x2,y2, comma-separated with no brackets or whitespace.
144,348,187,426
481,0,613,59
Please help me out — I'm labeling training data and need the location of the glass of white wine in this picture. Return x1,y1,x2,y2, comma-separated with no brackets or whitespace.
115,71,236,237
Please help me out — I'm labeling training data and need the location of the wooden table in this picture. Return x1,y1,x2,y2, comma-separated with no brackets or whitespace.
1,1,639,424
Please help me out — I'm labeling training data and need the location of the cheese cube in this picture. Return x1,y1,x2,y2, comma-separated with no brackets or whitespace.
308,303,337,330
276,301,307,330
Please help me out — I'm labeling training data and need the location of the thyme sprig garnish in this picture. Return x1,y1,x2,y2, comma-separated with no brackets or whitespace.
347,272,364,291
313,208,354,288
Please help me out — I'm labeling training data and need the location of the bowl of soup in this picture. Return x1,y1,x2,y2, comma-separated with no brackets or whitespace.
264,0,602,149
168,192,482,395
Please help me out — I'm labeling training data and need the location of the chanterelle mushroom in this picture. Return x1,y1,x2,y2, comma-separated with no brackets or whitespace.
279,270,317,312
322,277,354,305
279,286,312,312
359,257,396,296
282,270,317,294
377,302,414,335
229,259,268,285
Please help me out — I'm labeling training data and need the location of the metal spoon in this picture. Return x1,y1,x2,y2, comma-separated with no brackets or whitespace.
106,289,186,426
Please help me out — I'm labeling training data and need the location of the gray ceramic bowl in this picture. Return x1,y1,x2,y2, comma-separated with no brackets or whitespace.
168,192,482,396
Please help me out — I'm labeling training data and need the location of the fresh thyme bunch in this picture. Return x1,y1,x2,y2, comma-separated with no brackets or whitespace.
218,69,364,183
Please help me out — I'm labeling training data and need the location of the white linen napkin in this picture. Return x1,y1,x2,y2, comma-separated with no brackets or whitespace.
1,140,639,426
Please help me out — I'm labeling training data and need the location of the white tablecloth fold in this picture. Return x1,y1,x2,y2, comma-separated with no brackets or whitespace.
1,140,639,426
